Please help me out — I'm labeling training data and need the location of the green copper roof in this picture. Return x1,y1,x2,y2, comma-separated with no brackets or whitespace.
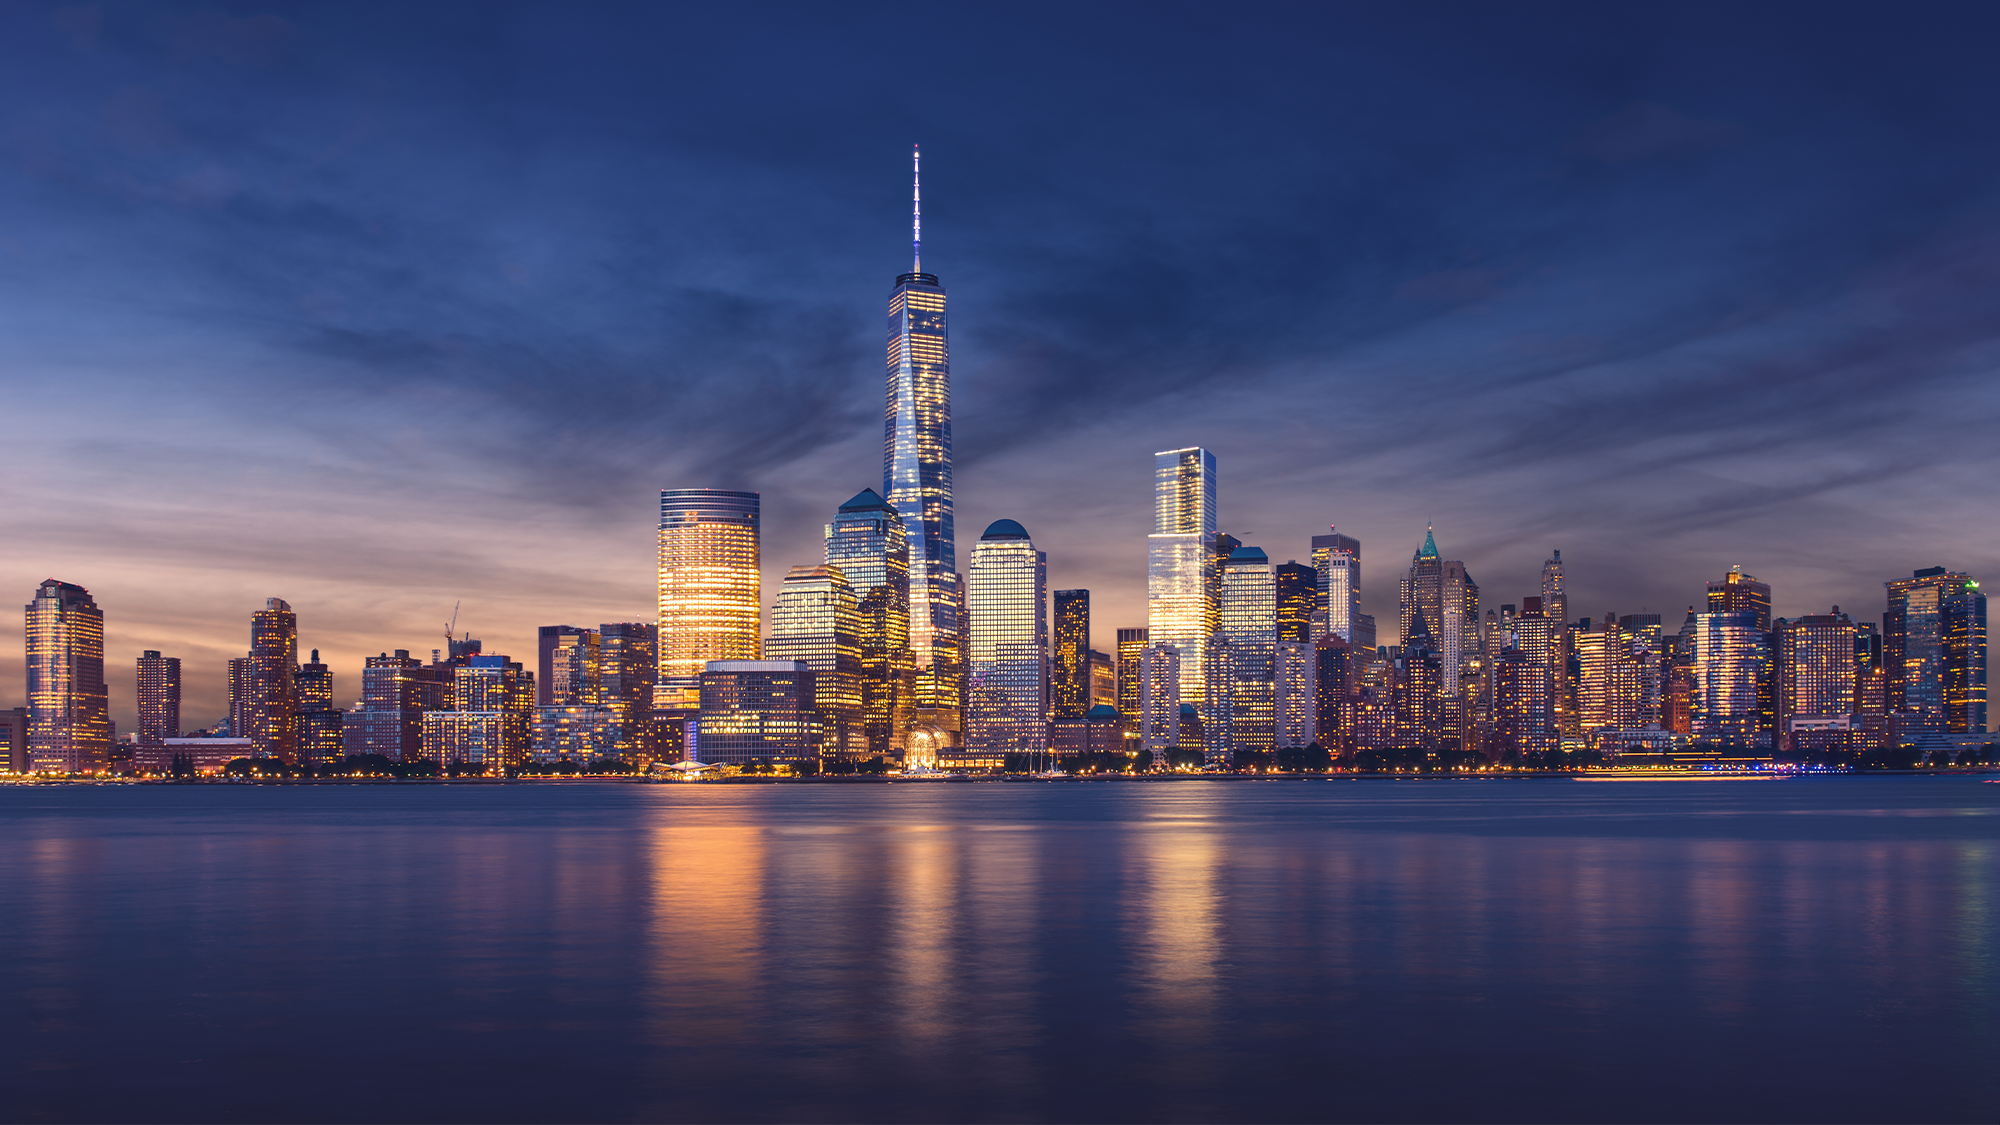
1419,524,1438,559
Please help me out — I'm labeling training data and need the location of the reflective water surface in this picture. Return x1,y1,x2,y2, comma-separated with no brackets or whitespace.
2,777,1997,1122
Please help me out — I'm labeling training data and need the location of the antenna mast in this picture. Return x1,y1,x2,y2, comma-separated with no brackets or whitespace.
912,144,922,274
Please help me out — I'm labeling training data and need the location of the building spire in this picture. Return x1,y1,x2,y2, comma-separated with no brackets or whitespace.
912,143,922,274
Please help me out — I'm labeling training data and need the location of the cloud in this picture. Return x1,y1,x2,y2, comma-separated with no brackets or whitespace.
1575,101,1739,164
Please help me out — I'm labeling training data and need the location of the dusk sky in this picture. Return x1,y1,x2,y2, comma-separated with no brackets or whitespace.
4,2,1999,731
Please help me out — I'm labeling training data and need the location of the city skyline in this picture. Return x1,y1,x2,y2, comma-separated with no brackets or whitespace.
4,5,2000,732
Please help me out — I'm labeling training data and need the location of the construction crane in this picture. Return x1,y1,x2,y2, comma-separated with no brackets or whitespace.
445,601,460,651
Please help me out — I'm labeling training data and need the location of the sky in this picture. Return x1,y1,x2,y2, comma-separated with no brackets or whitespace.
2,1,1999,732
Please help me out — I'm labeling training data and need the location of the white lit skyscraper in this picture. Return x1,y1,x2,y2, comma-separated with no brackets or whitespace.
884,146,962,734
965,519,1046,757
1219,545,1276,756
1147,447,1217,711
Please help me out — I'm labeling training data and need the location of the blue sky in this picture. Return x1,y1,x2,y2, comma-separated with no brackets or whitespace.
3,1,1998,729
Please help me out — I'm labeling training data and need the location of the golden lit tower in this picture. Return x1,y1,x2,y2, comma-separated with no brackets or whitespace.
765,565,864,760
1884,567,1986,732
26,579,110,774
1051,590,1091,720
246,598,299,763
885,145,962,734
826,488,913,758
657,489,761,679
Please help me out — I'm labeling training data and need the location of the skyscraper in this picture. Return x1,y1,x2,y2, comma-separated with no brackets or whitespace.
1398,527,1478,707
1275,561,1316,644
1115,627,1149,724
1219,546,1277,756
547,629,603,706
27,579,109,774
1139,642,1181,764
598,622,659,761
965,519,1047,757
1147,447,1217,712
538,625,594,706
1777,609,1857,747
423,654,533,772
1690,611,1772,749
1708,567,1773,630
826,488,913,758
296,649,343,767
658,489,761,679
1884,567,1986,733
343,650,450,761
240,598,300,763
884,147,962,736
1311,530,1361,642
765,565,863,759
1051,590,1090,720
137,650,181,746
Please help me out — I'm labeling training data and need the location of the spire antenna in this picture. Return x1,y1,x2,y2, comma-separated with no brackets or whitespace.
912,143,922,274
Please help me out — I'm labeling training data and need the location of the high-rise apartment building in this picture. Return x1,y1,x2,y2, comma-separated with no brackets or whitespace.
1139,642,1181,763
884,148,962,735
295,649,343,766
538,625,594,706
546,629,602,706
241,598,299,763
1884,567,1987,733
137,650,181,745
1088,650,1116,710
1051,589,1091,720
1147,447,1217,715
26,579,110,774
1689,611,1772,748
1576,615,1652,734
658,489,761,679
342,650,450,761
1776,609,1858,747
765,565,863,759
827,488,913,757
1115,627,1149,723
1310,531,1361,642
422,655,533,772
1275,639,1316,749
598,622,658,761
1219,546,1277,756
965,520,1047,757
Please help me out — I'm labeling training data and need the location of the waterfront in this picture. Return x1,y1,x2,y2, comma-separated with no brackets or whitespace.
2,778,1996,1122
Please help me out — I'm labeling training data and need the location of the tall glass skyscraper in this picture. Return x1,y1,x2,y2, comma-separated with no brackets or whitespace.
1310,531,1361,642
1690,611,1772,749
965,519,1046,757
765,564,863,760
1148,447,1217,708
1051,589,1090,720
1219,545,1276,756
1885,567,1986,732
26,579,110,774
826,488,913,757
884,146,961,732
657,489,761,680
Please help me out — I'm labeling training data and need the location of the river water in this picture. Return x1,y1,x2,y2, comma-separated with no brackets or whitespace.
1,776,1995,1122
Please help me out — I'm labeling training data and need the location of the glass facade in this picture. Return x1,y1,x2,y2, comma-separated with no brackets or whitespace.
1708,567,1773,631
1219,546,1276,756
1777,610,1857,740
548,630,603,707
1147,448,1216,709
965,520,1046,756
1885,568,1986,733
1690,611,1772,749
26,579,109,774
598,623,658,762
765,565,864,760
657,489,761,679
1139,642,1180,761
826,488,913,758
884,255,959,728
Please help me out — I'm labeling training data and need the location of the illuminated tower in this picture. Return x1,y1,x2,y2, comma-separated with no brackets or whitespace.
765,565,864,760
884,146,962,734
1776,609,1857,746
965,520,1047,757
136,650,181,745
245,598,299,763
1051,590,1090,720
26,579,110,774
1115,627,1149,724
296,649,344,767
1147,447,1217,710
1219,546,1276,757
826,488,913,758
1690,611,1772,749
1311,530,1361,642
1885,567,1986,732
1707,566,1772,630
657,489,761,679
